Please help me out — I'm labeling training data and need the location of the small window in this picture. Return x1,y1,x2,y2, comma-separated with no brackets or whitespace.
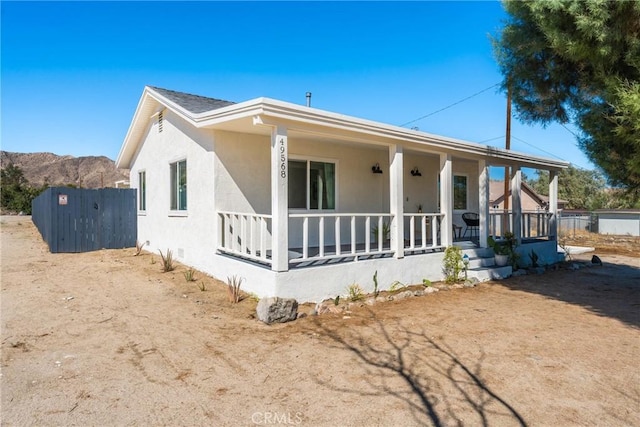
453,175,468,210
170,160,187,211
287,159,336,210
138,171,146,211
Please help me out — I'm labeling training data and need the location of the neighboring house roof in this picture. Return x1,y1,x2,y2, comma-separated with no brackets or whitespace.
489,180,567,208
116,86,572,171
148,86,235,114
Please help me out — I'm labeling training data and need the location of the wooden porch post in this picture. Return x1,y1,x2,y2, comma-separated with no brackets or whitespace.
389,144,404,258
271,125,289,272
511,166,522,245
439,153,453,247
549,170,559,240
478,160,490,248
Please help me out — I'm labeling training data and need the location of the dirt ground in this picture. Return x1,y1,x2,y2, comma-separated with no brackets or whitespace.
1,216,639,426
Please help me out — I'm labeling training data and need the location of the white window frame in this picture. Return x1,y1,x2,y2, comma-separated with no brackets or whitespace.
453,174,469,212
288,155,339,211
138,170,147,214
169,158,187,216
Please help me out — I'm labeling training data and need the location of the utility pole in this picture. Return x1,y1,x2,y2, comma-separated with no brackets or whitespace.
503,86,512,234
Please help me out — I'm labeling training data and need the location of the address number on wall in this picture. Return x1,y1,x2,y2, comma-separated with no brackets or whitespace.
279,137,287,178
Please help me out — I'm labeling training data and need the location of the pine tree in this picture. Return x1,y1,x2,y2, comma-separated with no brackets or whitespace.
493,1,640,199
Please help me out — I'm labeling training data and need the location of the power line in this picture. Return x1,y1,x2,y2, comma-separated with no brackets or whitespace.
478,135,505,144
560,122,580,138
511,135,567,161
400,83,501,127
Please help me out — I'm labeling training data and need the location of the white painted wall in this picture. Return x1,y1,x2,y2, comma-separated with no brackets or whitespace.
129,109,217,273
214,131,271,214
403,153,440,214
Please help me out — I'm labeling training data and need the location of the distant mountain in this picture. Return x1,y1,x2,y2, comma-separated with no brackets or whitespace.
0,151,129,189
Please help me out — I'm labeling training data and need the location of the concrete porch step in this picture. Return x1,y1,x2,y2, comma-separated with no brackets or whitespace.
461,247,494,259
460,247,513,281
466,256,495,269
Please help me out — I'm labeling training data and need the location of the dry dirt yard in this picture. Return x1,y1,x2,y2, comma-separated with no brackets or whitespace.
1,216,639,426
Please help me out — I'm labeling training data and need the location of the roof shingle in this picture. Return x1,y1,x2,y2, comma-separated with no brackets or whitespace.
149,86,235,114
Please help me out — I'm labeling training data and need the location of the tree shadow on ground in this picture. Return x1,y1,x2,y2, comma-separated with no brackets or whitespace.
309,310,527,427
502,259,640,328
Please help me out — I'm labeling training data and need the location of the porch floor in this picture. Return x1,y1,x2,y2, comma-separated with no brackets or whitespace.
288,237,478,268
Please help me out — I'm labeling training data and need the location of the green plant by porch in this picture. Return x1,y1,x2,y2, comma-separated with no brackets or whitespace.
442,246,466,284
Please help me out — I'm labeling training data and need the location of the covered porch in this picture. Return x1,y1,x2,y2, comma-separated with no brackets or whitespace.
215,122,563,272
217,209,557,269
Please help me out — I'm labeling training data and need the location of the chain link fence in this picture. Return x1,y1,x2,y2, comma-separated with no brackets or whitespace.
558,210,598,238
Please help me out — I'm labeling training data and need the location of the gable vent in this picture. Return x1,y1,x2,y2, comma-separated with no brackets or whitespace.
158,111,163,133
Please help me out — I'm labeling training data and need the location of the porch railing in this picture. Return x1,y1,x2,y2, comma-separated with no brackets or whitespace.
403,213,444,252
489,210,554,239
288,213,394,264
218,211,272,265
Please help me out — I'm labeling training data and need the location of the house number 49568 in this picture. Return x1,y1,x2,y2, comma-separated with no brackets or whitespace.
279,138,287,178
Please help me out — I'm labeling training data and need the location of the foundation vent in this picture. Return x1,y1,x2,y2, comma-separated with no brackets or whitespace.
158,111,163,133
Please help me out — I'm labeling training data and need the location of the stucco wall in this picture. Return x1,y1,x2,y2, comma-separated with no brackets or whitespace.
129,109,217,273
129,121,490,299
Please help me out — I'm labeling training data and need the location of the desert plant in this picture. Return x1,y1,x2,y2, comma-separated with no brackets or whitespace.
422,279,432,287
558,233,572,261
347,284,364,301
196,281,206,292
529,250,539,268
158,249,174,272
334,295,340,306
389,280,408,293
442,246,465,284
135,240,147,256
373,270,380,298
346,283,365,301
226,275,243,304
150,256,156,265
183,268,196,282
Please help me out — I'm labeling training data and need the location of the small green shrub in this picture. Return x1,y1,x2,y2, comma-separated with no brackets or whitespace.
226,275,243,304
334,295,340,306
422,279,432,287
347,283,365,301
159,249,174,272
442,246,465,284
196,281,206,292
183,268,196,282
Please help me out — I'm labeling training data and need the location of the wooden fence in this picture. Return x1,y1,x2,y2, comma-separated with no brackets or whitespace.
32,187,137,253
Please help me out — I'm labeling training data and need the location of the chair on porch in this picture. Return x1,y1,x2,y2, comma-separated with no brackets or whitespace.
462,212,479,239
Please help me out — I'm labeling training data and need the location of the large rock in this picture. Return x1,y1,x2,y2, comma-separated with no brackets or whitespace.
256,297,298,324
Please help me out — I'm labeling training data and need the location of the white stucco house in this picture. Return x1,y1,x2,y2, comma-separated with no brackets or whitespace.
116,86,568,302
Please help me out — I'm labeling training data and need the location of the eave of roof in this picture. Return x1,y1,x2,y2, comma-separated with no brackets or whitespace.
116,86,571,171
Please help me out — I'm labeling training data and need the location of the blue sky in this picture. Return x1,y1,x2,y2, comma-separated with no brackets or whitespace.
1,1,594,175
